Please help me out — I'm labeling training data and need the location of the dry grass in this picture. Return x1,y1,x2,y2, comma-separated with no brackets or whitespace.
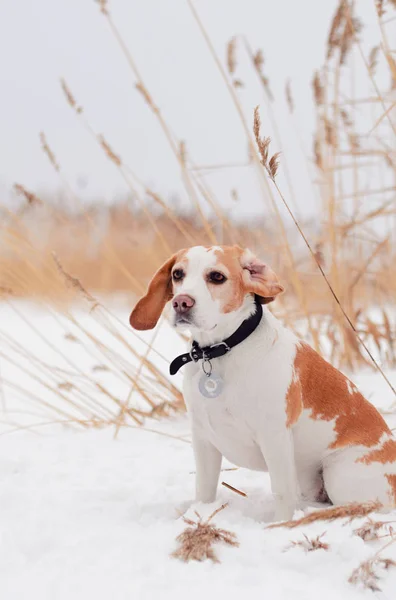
278,510,396,591
172,504,239,563
221,481,247,497
353,517,396,541
267,500,383,529
285,532,330,553
349,538,396,592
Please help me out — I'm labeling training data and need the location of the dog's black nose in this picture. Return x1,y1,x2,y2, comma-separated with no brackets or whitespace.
172,294,195,315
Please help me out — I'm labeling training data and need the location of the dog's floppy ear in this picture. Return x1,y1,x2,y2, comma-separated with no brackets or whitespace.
240,249,284,304
129,253,180,330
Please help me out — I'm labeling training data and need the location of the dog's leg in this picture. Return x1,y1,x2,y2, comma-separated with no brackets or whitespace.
192,430,222,503
258,427,300,521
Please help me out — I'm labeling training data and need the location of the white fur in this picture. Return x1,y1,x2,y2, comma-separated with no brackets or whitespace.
346,379,357,395
171,247,396,520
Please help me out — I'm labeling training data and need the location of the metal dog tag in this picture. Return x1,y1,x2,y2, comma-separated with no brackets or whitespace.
198,372,223,399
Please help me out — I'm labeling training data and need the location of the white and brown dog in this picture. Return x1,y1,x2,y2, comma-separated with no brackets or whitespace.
130,245,396,521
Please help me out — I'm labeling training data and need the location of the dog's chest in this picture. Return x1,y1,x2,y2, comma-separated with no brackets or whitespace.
183,325,297,469
186,369,266,469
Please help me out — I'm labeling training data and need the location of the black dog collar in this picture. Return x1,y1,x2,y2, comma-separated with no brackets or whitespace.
169,298,263,375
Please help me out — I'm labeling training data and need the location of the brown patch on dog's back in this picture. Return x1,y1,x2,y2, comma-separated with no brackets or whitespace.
287,342,391,449
358,439,396,465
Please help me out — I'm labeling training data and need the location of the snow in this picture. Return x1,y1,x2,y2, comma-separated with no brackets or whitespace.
1,301,396,599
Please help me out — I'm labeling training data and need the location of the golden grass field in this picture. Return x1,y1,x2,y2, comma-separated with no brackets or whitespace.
1,0,396,427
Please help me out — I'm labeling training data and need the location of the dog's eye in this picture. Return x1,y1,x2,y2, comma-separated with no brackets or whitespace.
208,271,227,284
172,269,185,281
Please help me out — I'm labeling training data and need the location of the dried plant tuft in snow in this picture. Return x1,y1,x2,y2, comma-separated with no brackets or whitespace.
353,518,395,541
349,545,396,592
172,503,238,563
285,532,329,553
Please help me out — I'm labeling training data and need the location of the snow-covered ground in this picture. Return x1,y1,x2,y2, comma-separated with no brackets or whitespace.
1,301,396,599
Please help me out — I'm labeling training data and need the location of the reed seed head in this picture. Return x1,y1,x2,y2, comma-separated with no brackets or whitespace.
95,0,109,15
268,152,281,179
99,136,122,167
226,36,237,75
368,46,379,74
253,106,281,180
253,49,264,72
324,117,337,148
312,71,324,106
60,79,83,114
327,0,362,65
135,83,158,113
285,80,294,113
14,184,42,206
376,0,385,17
40,132,60,172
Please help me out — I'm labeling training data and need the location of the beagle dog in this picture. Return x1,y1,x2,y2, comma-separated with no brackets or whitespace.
130,245,396,521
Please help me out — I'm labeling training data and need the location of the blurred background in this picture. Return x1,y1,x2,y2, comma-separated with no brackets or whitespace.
0,0,396,428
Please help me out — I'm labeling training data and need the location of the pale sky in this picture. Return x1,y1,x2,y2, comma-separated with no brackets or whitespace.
0,0,387,219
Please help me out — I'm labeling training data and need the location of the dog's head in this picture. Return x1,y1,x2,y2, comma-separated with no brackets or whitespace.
129,245,284,332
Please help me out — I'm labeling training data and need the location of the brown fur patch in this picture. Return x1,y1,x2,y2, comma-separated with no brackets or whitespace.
211,246,283,313
288,343,390,449
385,474,396,505
213,247,245,314
171,251,189,280
358,439,396,465
130,249,187,330
286,371,303,427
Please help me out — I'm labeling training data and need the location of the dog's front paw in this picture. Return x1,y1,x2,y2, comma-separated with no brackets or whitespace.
195,492,218,504
273,502,295,523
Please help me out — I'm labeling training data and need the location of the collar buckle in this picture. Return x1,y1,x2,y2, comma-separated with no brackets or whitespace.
210,341,231,354
190,348,200,362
